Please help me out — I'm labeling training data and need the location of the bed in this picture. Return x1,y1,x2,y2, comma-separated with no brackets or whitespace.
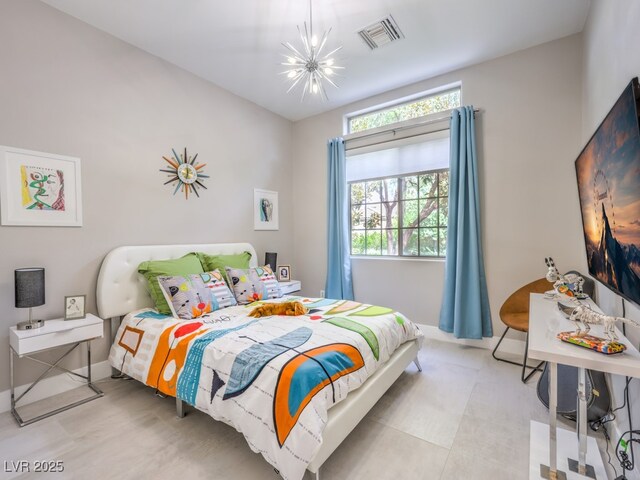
96,243,423,480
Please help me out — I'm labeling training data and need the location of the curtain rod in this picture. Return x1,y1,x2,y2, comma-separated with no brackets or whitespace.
344,108,481,144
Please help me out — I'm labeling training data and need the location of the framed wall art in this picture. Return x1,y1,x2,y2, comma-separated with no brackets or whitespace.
0,145,83,227
254,188,279,230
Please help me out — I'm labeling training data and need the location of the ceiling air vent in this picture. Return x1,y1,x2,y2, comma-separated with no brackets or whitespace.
358,16,404,50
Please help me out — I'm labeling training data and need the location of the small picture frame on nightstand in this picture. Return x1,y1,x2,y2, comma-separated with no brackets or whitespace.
277,265,291,282
64,294,86,320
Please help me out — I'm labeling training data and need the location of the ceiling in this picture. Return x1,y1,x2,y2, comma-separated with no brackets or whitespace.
41,0,591,121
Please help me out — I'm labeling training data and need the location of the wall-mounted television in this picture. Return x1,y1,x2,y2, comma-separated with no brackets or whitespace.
575,77,640,307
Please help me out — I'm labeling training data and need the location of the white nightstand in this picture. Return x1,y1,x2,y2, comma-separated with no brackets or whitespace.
279,280,302,295
9,313,105,426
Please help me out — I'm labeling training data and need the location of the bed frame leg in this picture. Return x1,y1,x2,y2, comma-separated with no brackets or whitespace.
176,398,185,418
413,357,422,372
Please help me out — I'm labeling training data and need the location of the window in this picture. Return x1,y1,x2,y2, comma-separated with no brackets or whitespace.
350,170,449,257
347,87,460,134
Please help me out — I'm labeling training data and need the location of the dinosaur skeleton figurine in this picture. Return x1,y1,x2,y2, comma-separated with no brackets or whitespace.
566,304,640,341
544,257,586,298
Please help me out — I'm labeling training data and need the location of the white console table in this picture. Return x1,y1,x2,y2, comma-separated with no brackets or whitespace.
9,314,105,426
279,280,301,295
527,293,640,479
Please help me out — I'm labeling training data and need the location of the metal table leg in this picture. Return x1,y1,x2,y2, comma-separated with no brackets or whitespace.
541,361,567,480
568,367,596,478
10,341,104,427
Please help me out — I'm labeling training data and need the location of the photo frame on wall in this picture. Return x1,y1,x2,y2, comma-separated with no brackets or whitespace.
0,145,83,227
254,188,279,230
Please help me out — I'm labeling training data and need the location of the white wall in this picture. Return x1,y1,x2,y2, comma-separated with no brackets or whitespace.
292,34,584,335
582,2,640,476
0,0,293,394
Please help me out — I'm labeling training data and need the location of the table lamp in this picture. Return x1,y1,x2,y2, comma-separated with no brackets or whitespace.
15,267,46,330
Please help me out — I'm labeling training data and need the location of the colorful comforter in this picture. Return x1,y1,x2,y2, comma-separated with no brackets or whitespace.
109,296,422,480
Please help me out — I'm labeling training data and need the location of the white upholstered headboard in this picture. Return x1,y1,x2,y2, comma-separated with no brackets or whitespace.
96,243,258,319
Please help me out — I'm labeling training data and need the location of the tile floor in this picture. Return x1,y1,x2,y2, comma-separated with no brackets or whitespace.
0,339,616,479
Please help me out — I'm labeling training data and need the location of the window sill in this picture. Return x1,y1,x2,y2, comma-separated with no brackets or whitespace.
350,255,445,263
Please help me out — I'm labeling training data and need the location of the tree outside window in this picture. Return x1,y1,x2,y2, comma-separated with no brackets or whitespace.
350,170,448,257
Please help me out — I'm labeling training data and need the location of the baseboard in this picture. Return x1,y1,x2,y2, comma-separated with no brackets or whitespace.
0,360,111,414
417,324,526,357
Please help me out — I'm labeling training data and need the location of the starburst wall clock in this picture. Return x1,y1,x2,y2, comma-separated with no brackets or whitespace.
160,148,208,199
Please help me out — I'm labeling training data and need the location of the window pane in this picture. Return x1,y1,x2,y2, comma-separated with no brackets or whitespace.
420,199,439,227
348,88,461,133
381,178,398,203
402,200,418,227
438,227,448,256
402,229,419,256
352,231,365,255
365,204,382,229
365,180,381,203
403,176,418,200
351,182,365,206
420,228,438,256
419,174,436,198
366,231,382,255
439,197,448,226
438,171,449,197
382,229,398,255
351,205,364,229
381,200,398,228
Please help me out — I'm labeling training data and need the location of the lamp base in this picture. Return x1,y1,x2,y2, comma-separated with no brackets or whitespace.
17,319,45,330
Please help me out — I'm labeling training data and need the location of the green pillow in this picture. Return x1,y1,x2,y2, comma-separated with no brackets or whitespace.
138,253,204,314
195,251,252,284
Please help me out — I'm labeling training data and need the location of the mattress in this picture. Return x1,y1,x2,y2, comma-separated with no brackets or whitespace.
109,296,422,480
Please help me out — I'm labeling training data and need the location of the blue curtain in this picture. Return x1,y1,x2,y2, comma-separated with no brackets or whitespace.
439,106,492,339
325,138,354,300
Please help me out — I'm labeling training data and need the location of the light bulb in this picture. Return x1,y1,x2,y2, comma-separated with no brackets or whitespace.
311,35,318,47
324,67,333,75
312,83,318,94
288,57,296,64
288,71,297,78
326,58,334,66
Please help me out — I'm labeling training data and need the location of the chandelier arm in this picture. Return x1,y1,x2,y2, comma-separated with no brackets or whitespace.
319,72,338,89
300,24,311,58
283,42,307,62
317,73,329,101
286,72,308,93
315,30,330,57
319,45,343,61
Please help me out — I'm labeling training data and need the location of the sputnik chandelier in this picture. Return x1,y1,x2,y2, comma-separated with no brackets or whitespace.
281,0,343,100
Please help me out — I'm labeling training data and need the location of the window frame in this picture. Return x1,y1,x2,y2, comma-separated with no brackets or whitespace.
345,85,461,135
349,167,449,259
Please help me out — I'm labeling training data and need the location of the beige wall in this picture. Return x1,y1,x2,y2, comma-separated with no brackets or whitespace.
293,34,584,335
582,0,640,467
0,0,293,394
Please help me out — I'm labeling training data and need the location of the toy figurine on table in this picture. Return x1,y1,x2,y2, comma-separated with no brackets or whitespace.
544,257,588,299
556,301,640,355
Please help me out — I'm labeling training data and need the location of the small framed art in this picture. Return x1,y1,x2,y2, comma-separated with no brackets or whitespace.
254,188,279,230
0,145,83,227
277,265,291,282
64,295,86,320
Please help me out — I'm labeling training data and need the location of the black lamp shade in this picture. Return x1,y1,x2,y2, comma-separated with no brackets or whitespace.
15,268,45,308
265,252,277,270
